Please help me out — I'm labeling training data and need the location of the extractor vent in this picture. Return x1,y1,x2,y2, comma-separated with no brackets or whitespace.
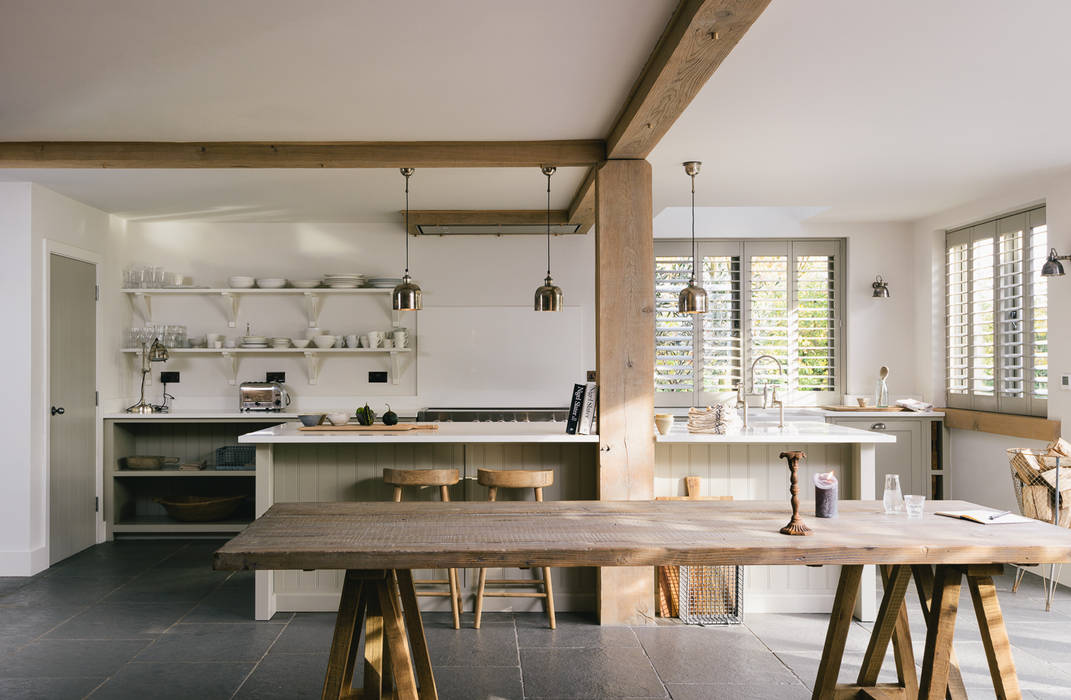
406,210,587,236
416,223,582,236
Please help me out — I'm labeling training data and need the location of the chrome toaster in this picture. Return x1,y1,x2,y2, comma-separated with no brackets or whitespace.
239,382,291,412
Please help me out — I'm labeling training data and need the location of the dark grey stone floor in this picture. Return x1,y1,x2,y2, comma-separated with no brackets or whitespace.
0,540,1069,699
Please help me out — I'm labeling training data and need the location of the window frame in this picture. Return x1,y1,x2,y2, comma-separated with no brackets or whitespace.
654,237,846,408
944,206,1047,417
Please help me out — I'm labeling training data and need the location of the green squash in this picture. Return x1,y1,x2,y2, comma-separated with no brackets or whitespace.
382,404,398,426
355,403,376,426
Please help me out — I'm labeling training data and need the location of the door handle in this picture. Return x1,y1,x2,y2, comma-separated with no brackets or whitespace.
51,406,65,416
871,422,886,431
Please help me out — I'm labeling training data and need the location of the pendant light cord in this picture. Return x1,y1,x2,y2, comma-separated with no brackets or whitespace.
404,172,411,277
690,173,696,283
546,170,552,277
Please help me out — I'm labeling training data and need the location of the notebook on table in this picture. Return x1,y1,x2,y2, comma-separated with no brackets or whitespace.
935,509,1034,525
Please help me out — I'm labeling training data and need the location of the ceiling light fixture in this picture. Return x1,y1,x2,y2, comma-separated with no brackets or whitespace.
534,166,563,311
872,274,891,298
392,168,422,311
678,161,707,314
1042,248,1070,277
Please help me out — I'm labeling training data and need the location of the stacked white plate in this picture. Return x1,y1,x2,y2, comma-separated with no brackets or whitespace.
241,335,268,348
323,273,366,289
270,337,290,349
366,277,403,288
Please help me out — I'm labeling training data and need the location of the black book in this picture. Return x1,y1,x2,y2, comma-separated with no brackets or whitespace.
566,383,586,434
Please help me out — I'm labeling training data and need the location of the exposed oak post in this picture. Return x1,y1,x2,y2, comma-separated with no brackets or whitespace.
594,158,655,624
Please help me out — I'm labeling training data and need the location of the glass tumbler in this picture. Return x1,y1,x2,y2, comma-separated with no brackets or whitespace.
904,494,925,518
883,474,905,514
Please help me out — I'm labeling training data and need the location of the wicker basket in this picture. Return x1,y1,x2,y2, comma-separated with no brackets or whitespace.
1007,448,1071,528
154,495,246,522
213,445,255,469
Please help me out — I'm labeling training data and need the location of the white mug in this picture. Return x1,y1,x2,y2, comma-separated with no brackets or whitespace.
345,334,358,349
367,331,384,348
392,329,408,348
359,335,370,349
382,339,394,349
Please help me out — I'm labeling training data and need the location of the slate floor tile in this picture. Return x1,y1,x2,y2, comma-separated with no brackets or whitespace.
233,652,327,699
635,625,799,686
666,681,811,700
424,622,520,667
521,646,666,698
0,576,124,607
435,664,523,700
102,567,229,604
0,638,148,678
46,602,193,639
0,676,105,700
0,604,86,639
775,650,901,690
516,612,638,649
136,622,284,663
89,661,254,700
270,613,337,654
744,613,871,653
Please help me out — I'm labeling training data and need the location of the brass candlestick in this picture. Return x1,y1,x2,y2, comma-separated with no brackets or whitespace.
779,451,812,536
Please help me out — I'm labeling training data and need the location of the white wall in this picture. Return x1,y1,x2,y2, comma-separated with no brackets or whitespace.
0,184,111,575
111,221,596,413
655,208,920,400
911,169,1071,510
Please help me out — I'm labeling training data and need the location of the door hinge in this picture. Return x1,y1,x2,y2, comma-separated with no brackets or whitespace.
95,496,99,513
94,284,99,301
95,390,99,407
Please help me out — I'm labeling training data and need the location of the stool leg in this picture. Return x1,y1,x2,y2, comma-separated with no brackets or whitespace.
392,486,402,503
542,567,556,629
447,568,461,629
474,568,488,629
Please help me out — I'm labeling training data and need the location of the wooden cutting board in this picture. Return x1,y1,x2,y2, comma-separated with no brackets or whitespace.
299,423,439,432
821,405,906,412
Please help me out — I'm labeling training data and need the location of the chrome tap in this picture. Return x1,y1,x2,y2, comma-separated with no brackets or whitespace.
735,381,749,429
771,386,785,428
749,354,785,409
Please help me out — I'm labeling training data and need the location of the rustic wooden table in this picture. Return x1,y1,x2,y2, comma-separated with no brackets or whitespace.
214,500,1071,700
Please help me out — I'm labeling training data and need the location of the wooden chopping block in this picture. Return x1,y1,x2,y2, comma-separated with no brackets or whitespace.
298,423,439,432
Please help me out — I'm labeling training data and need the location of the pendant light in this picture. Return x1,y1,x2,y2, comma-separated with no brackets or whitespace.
534,165,564,311
392,167,422,311
678,161,707,314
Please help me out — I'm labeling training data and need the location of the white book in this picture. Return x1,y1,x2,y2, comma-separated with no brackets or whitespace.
578,382,598,435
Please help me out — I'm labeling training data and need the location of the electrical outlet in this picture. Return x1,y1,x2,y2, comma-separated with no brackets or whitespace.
266,372,286,383
1061,374,1070,391
160,371,180,383
368,371,388,383
586,370,597,382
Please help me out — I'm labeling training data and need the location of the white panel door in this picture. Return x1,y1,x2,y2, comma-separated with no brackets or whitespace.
49,253,97,564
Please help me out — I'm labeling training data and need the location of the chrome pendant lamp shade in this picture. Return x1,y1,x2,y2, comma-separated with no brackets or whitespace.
534,166,564,311
393,168,422,311
678,161,707,314
1042,248,1068,277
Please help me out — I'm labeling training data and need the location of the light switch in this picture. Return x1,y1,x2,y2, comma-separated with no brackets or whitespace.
1061,374,1070,391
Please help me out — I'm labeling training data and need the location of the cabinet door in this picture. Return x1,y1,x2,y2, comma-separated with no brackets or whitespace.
834,419,923,497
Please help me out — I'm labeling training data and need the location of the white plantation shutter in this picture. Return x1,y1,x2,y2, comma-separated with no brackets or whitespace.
654,239,843,406
945,207,1047,416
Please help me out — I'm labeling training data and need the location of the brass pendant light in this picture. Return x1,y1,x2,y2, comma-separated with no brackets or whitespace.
678,161,707,314
392,167,422,311
534,165,564,311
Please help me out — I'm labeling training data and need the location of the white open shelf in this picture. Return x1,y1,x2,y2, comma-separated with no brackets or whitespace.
122,347,412,385
111,469,256,477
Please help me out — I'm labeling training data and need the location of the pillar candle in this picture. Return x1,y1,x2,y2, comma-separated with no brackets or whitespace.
814,470,838,518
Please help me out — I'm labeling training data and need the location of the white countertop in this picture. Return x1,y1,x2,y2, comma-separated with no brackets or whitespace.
819,409,944,418
104,410,303,420
239,421,601,444
655,422,897,444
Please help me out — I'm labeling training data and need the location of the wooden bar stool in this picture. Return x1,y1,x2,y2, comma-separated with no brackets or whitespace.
382,467,463,629
473,468,556,629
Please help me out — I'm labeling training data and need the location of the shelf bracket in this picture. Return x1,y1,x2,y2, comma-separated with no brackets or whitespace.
220,351,239,385
219,292,240,328
389,350,400,385
391,308,401,328
303,351,322,385
128,293,152,322
303,292,323,328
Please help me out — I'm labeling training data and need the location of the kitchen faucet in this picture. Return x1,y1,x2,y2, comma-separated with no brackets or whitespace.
749,354,786,428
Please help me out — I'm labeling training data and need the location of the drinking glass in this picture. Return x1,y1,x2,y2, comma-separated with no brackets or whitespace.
904,494,925,518
883,474,905,514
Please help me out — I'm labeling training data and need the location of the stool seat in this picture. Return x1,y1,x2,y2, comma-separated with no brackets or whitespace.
382,467,462,629
474,468,556,629
384,468,459,488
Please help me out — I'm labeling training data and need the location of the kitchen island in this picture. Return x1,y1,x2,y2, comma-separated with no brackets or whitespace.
240,419,894,621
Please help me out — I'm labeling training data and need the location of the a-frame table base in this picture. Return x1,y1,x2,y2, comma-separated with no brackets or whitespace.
321,569,437,700
813,563,1021,700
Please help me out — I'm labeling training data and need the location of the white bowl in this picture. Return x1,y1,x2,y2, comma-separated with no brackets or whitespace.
228,276,256,288
312,335,337,349
290,338,311,349
256,278,288,289
291,279,321,289
326,412,351,426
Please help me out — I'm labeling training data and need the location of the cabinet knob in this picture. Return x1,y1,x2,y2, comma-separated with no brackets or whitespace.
51,406,65,416
871,422,886,431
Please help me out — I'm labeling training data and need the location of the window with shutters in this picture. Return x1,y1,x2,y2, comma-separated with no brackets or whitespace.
654,239,844,407
945,206,1047,416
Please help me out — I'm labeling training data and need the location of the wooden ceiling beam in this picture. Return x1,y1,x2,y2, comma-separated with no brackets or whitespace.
566,167,596,234
0,140,606,169
606,0,771,159
404,209,572,236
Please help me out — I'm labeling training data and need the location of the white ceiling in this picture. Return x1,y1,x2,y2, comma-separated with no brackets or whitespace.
3,0,1071,223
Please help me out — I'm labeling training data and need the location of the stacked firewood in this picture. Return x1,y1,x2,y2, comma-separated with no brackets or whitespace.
1009,438,1071,527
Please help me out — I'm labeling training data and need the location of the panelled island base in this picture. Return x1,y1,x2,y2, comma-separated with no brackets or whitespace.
215,500,1071,700
239,420,895,622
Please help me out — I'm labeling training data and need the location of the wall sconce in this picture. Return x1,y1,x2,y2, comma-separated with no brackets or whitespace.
872,275,890,298
1042,248,1070,277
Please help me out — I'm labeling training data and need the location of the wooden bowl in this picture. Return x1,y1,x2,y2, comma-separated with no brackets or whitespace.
154,495,246,522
